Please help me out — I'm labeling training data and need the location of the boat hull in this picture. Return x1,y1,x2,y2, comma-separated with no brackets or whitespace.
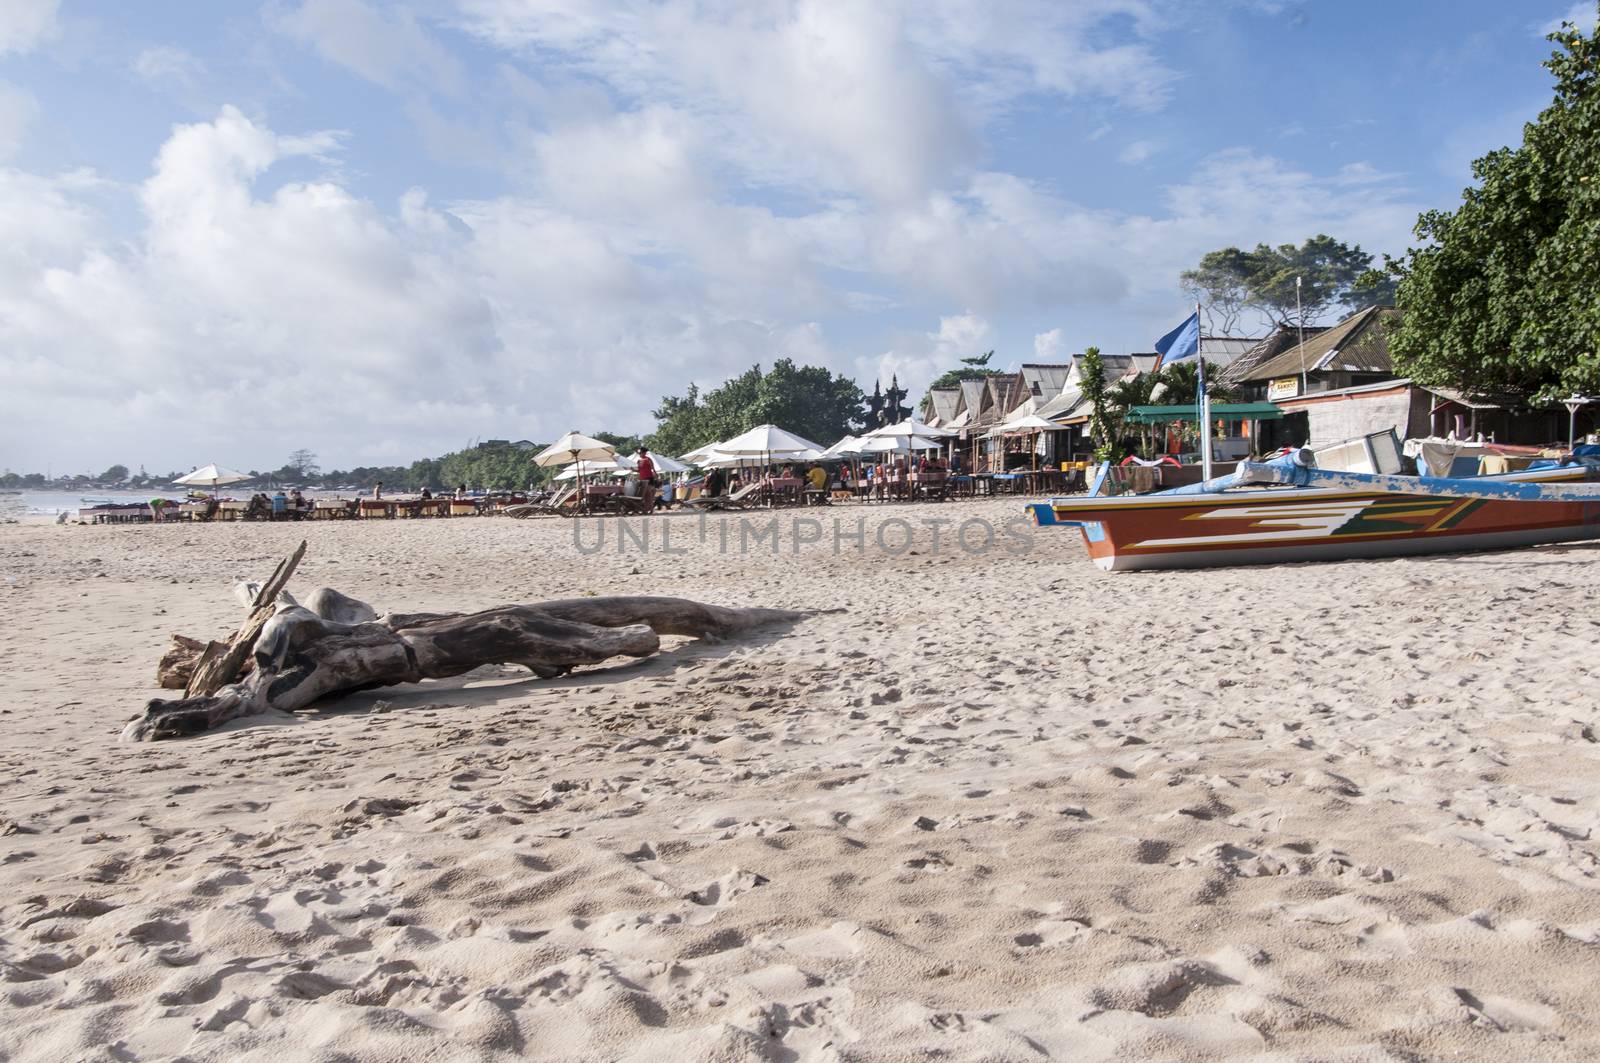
1030,473,1600,571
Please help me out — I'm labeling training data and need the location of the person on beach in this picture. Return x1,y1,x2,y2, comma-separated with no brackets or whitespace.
635,447,657,513
271,490,287,520
807,464,827,491
289,489,307,517
420,486,432,501
372,482,383,500
703,466,725,498
455,484,468,500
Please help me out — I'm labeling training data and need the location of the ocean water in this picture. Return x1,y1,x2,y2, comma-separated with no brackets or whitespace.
2,489,184,517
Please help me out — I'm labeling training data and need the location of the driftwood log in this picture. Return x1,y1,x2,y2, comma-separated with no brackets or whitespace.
127,546,814,742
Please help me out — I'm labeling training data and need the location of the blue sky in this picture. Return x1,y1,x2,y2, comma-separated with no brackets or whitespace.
0,0,1594,473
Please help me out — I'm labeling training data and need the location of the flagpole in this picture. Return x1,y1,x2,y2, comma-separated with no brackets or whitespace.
1197,301,1212,481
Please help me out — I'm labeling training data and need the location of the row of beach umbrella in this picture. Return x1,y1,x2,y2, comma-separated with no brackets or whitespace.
168,416,979,496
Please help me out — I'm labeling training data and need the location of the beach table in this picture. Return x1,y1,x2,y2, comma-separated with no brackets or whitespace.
910,472,948,501
313,499,354,519
970,474,995,497
358,500,393,519
448,500,478,517
763,477,804,506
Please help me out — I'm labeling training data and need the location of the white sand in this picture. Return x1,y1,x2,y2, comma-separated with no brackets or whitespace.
2,502,1599,1061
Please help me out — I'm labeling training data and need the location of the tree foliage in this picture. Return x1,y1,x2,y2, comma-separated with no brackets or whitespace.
1389,10,1600,400
922,350,1002,410
1181,235,1382,334
1078,346,1112,457
647,359,865,455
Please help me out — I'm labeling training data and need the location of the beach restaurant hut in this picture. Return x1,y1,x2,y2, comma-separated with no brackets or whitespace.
985,413,1064,472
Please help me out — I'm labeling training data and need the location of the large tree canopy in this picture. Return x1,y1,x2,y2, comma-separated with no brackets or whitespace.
1389,11,1600,400
1181,235,1383,334
648,360,865,455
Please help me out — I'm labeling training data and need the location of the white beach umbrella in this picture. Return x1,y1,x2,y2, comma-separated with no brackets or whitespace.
700,450,766,470
591,453,692,477
999,414,1063,432
823,435,866,457
553,458,628,481
678,444,721,466
860,435,940,454
534,431,616,468
173,463,251,488
714,424,828,457
867,419,955,439
630,453,690,475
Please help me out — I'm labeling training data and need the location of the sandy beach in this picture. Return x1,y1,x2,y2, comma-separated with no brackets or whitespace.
3,501,1599,1061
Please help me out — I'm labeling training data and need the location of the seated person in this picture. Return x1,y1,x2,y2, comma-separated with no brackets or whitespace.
271,490,288,519
807,464,827,491
703,466,726,497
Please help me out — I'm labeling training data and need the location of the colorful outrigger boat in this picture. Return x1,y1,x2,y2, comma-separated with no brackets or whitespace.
1027,451,1600,571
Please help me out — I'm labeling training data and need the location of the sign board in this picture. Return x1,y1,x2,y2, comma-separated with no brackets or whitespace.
1267,377,1301,401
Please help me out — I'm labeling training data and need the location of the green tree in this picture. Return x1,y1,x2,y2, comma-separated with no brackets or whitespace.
1078,346,1113,459
1181,236,1379,333
648,361,864,455
1388,10,1600,399
99,464,129,482
646,384,707,458
922,350,1002,410
288,449,319,479
596,431,644,456
748,359,865,444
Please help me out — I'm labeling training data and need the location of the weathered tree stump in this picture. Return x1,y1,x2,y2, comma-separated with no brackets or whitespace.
126,582,813,742
184,539,307,697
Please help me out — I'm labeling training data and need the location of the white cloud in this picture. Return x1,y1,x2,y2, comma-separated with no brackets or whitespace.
859,311,993,398
1118,139,1158,165
0,82,38,159
449,0,1174,205
1033,328,1065,361
133,45,207,90
1540,3,1599,36
274,0,464,96
1,3,1437,471
0,0,59,56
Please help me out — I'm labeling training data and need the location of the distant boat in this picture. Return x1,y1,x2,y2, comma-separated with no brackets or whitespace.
1029,453,1600,571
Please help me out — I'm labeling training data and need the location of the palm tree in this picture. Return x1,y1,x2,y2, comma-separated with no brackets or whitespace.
1154,359,1236,406
1150,359,1237,456
1105,373,1161,457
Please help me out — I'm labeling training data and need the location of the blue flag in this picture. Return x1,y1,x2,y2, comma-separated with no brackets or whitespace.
1154,311,1200,369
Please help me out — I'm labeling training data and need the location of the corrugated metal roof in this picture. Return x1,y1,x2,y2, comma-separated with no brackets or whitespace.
926,388,960,423
1197,336,1263,367
1019,362,1073,399
1234,307,1395,382
1038,388,1087,420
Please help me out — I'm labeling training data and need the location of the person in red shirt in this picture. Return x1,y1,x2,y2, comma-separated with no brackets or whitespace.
635,447,657,512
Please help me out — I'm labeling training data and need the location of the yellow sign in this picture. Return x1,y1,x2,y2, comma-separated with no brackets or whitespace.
1267,377,1301,401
